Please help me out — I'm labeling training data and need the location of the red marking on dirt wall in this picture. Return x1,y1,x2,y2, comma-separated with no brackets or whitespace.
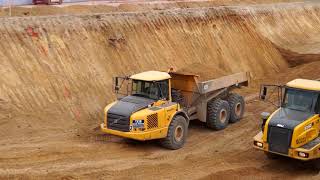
25,26,39,38
63,86,71,99
72,108,81,121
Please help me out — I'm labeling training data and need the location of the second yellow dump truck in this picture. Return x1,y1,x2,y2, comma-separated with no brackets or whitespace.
101,70,249,149
254,79,320,160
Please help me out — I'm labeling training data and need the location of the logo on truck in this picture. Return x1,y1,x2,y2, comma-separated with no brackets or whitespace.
276,124,285,128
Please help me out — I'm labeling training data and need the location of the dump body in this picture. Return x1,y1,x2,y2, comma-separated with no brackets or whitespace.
170,72,249,122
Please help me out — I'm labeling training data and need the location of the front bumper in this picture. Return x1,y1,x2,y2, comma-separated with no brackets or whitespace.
100,123,168,141
253,131,320,161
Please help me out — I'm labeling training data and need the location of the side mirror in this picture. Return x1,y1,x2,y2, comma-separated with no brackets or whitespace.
114,77,119,91
260,86,267,100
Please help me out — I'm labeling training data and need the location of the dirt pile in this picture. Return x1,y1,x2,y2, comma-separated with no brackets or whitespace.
1,2,320,179
175,62,228,81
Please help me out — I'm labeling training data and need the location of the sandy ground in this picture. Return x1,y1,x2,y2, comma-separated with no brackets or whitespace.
1,65,320,179
1,1,320,179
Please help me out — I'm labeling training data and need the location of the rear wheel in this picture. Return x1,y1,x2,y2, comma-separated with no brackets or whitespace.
227,93,245,123
160,115,188,150
207,99,230,130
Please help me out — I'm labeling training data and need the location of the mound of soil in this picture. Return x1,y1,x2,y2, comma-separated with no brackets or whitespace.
176,62,228,81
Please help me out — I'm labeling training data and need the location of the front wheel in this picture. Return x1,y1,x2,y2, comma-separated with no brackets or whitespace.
160,115,188,150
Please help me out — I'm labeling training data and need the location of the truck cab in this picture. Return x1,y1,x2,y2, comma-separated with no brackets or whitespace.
101,71,188,149
254,79,320,160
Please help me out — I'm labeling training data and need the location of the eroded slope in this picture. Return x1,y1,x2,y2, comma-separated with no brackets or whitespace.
0,6,293,139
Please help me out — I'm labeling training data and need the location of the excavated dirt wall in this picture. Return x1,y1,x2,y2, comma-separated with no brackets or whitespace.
1,3,320,141
247,3,320,66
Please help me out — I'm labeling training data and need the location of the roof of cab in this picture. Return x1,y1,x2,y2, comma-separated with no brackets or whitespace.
130,71,171,81
286,79,320,91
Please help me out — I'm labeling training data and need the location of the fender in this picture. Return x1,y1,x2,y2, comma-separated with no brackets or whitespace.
263,108,280,142
103,101,118,125
170,110,190,125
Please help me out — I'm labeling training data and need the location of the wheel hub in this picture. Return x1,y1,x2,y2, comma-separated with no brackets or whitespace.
220,109,227,123
235,103,242,117
174,125,184,142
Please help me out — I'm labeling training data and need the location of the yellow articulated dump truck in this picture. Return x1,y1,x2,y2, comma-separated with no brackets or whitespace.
254,79,320,160
101,70,249,149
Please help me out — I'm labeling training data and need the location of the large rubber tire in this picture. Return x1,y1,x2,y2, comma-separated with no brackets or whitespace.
207,99,230,130
227,93,245,123
160,115,188,150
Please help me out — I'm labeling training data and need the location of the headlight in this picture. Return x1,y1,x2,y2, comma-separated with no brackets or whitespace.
254,141,263,148
298,152,309,158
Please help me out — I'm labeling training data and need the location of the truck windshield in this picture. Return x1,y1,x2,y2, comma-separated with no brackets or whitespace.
131,80,159,100
283,88,318,112
131,80,169,100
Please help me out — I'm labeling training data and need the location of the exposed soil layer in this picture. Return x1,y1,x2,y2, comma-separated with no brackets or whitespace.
277,47,320,67
0,0,303,17
1,1,320,179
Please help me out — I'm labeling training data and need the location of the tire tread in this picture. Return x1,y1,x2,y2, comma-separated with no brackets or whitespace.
160,115,187,150
227,93,245,123
207,99,230,130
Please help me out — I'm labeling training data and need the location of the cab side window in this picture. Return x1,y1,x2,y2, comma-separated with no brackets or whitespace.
158,80,169,100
